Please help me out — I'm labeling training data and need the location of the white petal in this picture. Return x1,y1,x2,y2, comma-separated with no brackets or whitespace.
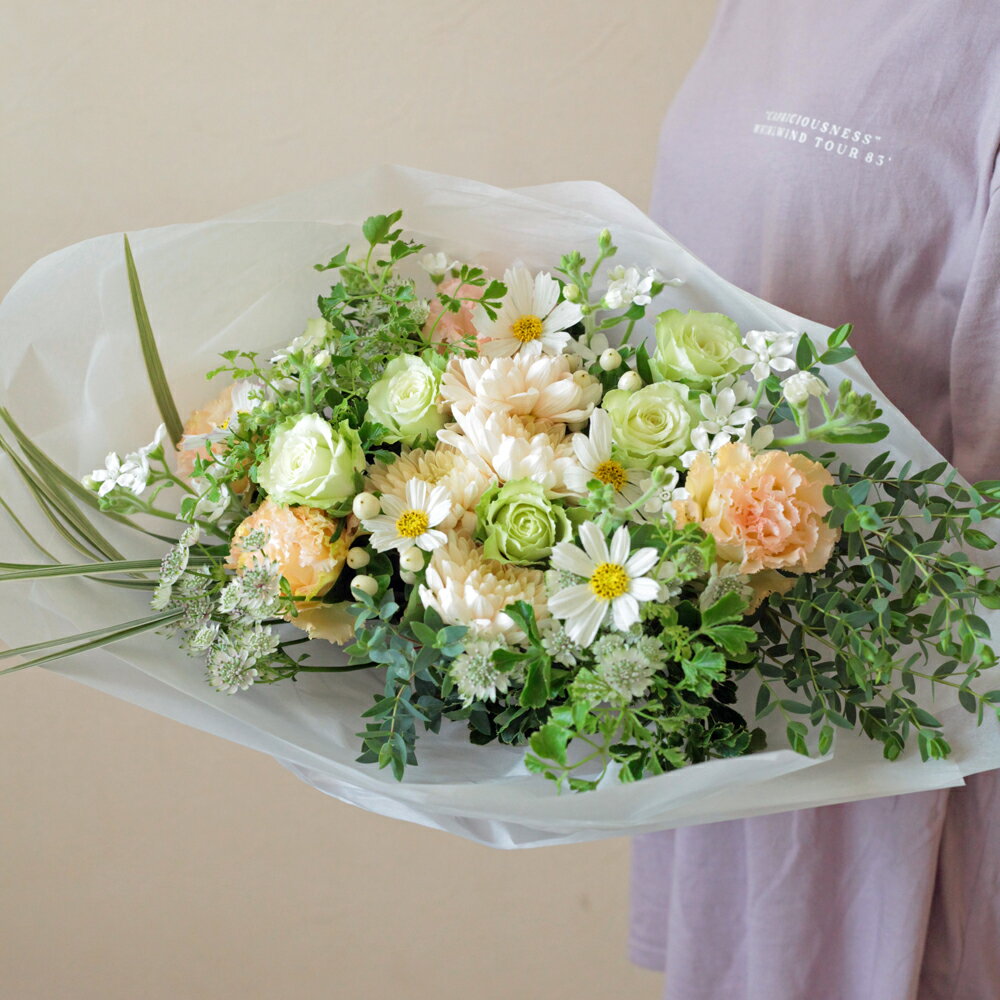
611,593,640,631
532,271,560,318
625,547,658,578
609,526,631,565
548,583,595,617
505,266,536,315
577,521,609,564
551,543,595,579
416,529,447,551
590,408,612,456
565,597,608,647
543,300,584,333
628,576,661,602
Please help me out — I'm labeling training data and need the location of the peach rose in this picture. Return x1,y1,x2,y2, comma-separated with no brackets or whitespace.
674,442,838,576
227,499,354,600
422,277,485,347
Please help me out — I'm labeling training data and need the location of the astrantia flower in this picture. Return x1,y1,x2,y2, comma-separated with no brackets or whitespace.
548,523,659,645
593,632,668,702
437,405,578,492
365,444,490,535
731,330,797,382
539,621,584,667
449,639,510,705
565,408,647,509
362,478,450,553
441,353,601,423
476,265,582,358
418,535,549,643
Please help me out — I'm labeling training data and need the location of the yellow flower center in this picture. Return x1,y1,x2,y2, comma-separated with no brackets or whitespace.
396,509,430,539
594,460,627,491
511,314,544,342
589,562,629,600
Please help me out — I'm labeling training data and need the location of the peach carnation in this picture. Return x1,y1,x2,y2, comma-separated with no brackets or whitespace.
365,444,490,535
440,353,602,423
227,499,352,599
176,379,262,485
422,277,485,347
418,535,549,644
674,442,838,576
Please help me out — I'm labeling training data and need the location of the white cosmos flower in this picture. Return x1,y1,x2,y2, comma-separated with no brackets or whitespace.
362,478,450,553
548,522,660,645
476,265,582,358
565,409,646,509
731,330,797,382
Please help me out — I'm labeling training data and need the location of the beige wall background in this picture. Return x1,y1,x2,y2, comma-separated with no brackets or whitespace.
0,2,717,997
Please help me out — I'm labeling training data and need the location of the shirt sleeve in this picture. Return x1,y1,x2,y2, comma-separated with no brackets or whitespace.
949,180,1000,483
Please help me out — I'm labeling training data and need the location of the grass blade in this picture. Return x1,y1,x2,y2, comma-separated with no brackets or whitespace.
0,611,183,675
124,234,184,446
0,557,209,582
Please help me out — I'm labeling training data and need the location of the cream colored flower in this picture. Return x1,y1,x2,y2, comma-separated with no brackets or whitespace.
418,535,549,643
440,353,601,423
437,405,579,492
476,265,582,358
366,444,490,535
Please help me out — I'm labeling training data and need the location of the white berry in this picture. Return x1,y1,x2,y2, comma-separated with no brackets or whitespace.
399,548,425,573
617,370,643,392
346,547,370,569
350,574,379,597
599,348,623,371
399,570,417,585
352,492,381,520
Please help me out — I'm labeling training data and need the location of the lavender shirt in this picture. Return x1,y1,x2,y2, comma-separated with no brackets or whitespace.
631,3,1000,997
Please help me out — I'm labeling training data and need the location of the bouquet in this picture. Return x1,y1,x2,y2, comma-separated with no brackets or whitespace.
2,168,999,844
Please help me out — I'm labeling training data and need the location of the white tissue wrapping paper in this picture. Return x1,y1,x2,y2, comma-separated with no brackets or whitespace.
2,166,999,849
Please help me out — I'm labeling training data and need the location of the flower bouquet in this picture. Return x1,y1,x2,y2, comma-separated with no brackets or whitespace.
2,167,999,847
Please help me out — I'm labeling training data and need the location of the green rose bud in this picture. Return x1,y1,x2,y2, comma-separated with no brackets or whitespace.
602,382,699,469
366,355,446,445
257,414,364,510
475,479,572,565
650,309,744,387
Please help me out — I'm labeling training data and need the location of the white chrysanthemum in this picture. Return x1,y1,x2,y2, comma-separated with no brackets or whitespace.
366,444,490,535
437,405,579,493
565,408,647,509
362,478,451,553
476,265,582,358
441,353,601,423
449,639,510,705
418,535,549,644
548,523,660,645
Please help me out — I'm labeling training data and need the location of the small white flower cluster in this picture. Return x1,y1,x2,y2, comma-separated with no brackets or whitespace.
86,423,166,497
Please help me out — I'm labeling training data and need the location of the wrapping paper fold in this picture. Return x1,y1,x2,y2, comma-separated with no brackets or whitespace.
1,166,997,848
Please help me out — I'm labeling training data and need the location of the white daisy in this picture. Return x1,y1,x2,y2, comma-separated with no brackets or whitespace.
362,478,451,553
548,522,660,645
476,265,582,358
731,330,797,382
565,409,646,509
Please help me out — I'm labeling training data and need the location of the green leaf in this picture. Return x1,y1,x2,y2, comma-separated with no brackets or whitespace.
826,323,853,349
795,333,816,371
700,591,746,629
529,723,570,765
314,246,350,271
123,235,183,446
964,528,997,551
519,655,552,708
786,721,809,756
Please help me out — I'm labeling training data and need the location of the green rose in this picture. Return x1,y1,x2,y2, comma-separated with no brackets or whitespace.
650,309,744,387
475,479,572,565
367,355,445,445
602,382,699,469
257,413,364,510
